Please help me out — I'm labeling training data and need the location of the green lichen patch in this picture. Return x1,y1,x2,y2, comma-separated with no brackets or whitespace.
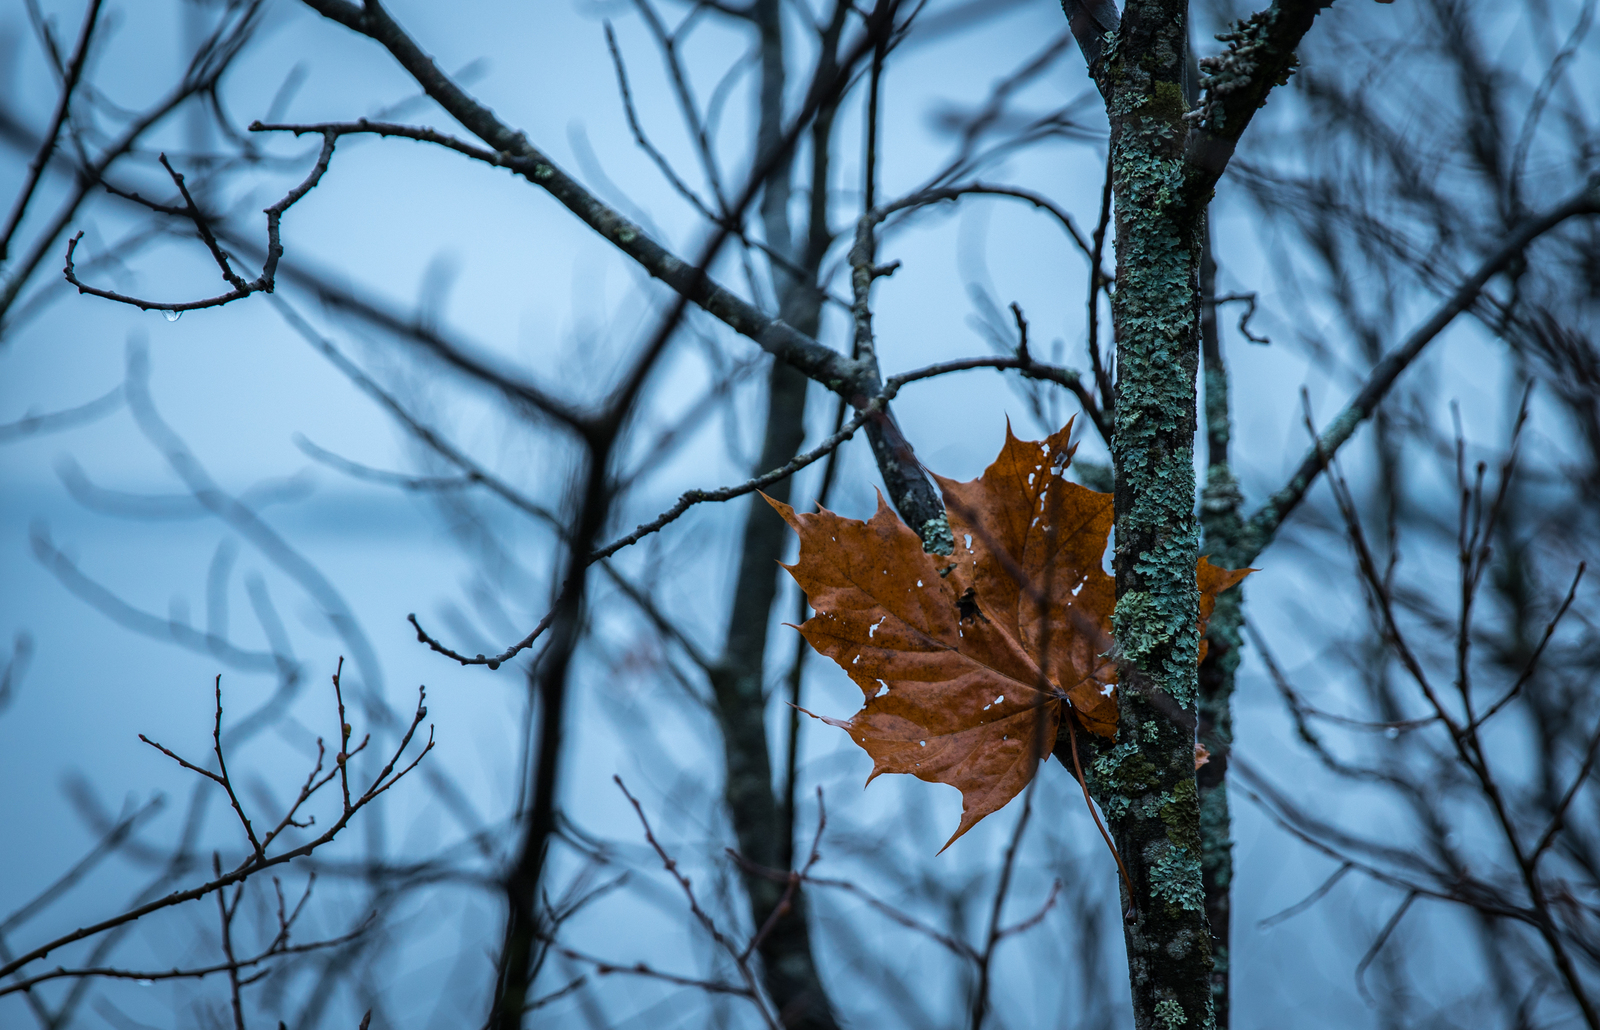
1113,591,1163,661
1089,738,1161,819
1114,575,1202,706
1155,995,1188,1029
1199,782,1232,885
1151,844,1206,915
1161,778,1203,856
919,513,955,556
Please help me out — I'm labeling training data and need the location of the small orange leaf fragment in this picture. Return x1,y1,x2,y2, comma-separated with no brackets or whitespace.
1196,557,1252,663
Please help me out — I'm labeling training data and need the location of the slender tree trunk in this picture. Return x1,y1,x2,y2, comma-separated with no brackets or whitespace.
702,3,841,1025
1197,222,1245,1029
709,357,834,1029
1097,4,1216,1027
492,453,612,1030
1186,25,1245,1015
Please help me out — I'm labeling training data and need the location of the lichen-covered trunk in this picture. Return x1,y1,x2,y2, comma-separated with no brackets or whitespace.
1195,594,1241,1026
1096,3,1216,1028
1197,222,1246,1028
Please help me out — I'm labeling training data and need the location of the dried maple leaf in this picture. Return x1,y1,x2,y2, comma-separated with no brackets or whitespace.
770,420,1250,849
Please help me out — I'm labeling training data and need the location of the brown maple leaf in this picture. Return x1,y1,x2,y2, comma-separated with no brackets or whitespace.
770,420,1250,849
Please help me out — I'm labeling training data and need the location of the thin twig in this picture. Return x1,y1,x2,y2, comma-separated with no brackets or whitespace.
0,0,104,262
63,135,338,313
1065,714,1137,907
1355,892,1418,1003
214,854,246,1030
614,777,781,1030
744,789,828,960
0,666,431,984
1205,291,1269,345
971,773,1037,1030
409,350,1090,669
1531,714,1600,863
1,916,372,995
1470,562,1585,729
798,874,977,962
1257,862,1353,928
1248,184,1600,563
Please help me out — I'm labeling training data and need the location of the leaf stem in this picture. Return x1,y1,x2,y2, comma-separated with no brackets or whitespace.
1065,713,1135,905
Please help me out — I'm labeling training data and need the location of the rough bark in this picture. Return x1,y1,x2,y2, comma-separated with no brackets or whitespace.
1057,5,1347,1025
1094,3,1216,1027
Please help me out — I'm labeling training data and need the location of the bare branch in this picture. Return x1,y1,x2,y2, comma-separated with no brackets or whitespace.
1470,563,1586,730
1532,714,1600,864
0,384,122,443
0,667,432,984
1184,0,1337,196
0,2,264,326
1245,183,1600,563
247,110,858,391
409,349,1089,668
63,135,337,313
614,777,782,1029
799,873,978,962
1354,891,1418,1003
0,0,103,262
1,916,372,996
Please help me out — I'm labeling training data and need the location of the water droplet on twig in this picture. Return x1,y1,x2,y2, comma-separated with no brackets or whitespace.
161,309,182,322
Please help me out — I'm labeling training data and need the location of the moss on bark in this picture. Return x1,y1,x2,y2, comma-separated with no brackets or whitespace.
1099,3,1216,1028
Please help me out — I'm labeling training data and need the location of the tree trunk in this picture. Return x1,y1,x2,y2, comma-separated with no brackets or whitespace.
1097,3,1216,1027
709,357,837,1030
1197,221,1246,1029
702,3,840,1025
